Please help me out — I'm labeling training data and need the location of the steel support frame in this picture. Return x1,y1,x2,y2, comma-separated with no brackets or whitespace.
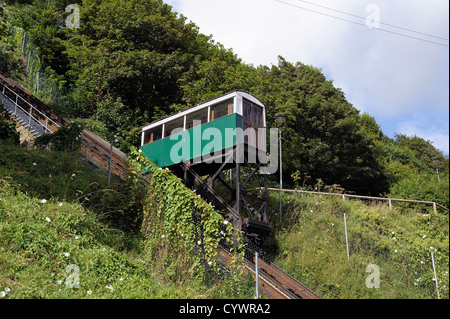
178,144,269,241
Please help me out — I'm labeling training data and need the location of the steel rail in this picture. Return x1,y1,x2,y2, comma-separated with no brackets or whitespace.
218,246,320,299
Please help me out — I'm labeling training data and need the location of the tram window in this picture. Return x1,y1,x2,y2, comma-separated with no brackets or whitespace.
244,101,252,120
243,102,248,120
186,109,208,130
257,109,262,127
164,117,184,137
210,99,233,121
143,126,162,144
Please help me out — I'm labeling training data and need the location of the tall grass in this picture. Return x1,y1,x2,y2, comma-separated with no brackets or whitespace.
0,144,253,298
269,192,449,299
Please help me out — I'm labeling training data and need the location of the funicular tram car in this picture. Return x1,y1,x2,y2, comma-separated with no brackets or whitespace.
140,90,271,246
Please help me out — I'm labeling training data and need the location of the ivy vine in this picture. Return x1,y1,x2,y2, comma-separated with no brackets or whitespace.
128,147,245,279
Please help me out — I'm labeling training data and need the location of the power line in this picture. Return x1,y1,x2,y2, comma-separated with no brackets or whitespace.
273,0,449,47
294,0,449,41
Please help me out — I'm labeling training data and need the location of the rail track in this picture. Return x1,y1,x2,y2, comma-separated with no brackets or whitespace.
1,71,321,299
218,246,320,299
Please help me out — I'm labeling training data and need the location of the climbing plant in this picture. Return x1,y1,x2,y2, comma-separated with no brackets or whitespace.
127,147,246,289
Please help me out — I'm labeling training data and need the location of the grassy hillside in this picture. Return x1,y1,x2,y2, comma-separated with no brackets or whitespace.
0,143,252,299
269,191,449,299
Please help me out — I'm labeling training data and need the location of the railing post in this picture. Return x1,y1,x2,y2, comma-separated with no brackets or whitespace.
107,137,114,186
433,202,437,214
431,252,440,299
28,105,33,126
255,252,259,299
344,213,349,261
389,198,392,210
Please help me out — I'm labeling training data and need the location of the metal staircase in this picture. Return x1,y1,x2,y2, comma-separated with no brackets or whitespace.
0,72,66,137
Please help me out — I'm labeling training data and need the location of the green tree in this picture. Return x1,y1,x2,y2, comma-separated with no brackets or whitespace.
394,134,449,175
254,58,387,194
0,5,7,39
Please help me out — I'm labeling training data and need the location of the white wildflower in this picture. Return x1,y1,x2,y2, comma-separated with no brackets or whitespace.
4,287,10,293
87,290,92,295
223,220,229,225
41,199,47,204
422,235,426,238
119,277,124,281
57,280,62,285
58,203,63,207
105,285,114,292
64,252,70,257
161,234,165,239
0,291,5,298
75,236,79,240
394,250,398,253
32,162,37,166
197,240,201,246
45,217,51,222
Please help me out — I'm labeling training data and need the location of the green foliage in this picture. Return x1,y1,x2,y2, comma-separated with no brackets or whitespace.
0,5,7,39
0,115,20,145
0,142,109,202
5,0,448,199
127,147,248,296
0,179,213,298
272,192,449,299
394,134,448,175
35,121,83,152
0,144,252,298
390,173,449,209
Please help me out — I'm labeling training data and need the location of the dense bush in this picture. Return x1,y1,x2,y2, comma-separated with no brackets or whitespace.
0,115,20,145
34,120,84,152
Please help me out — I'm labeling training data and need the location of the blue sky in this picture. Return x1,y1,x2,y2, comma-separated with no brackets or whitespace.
164,0,449,154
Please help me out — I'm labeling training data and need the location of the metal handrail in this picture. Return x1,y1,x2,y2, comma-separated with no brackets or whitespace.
0,80,61,134
267,187,449,213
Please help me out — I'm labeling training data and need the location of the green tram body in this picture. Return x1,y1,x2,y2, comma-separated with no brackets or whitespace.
140,91,266,168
